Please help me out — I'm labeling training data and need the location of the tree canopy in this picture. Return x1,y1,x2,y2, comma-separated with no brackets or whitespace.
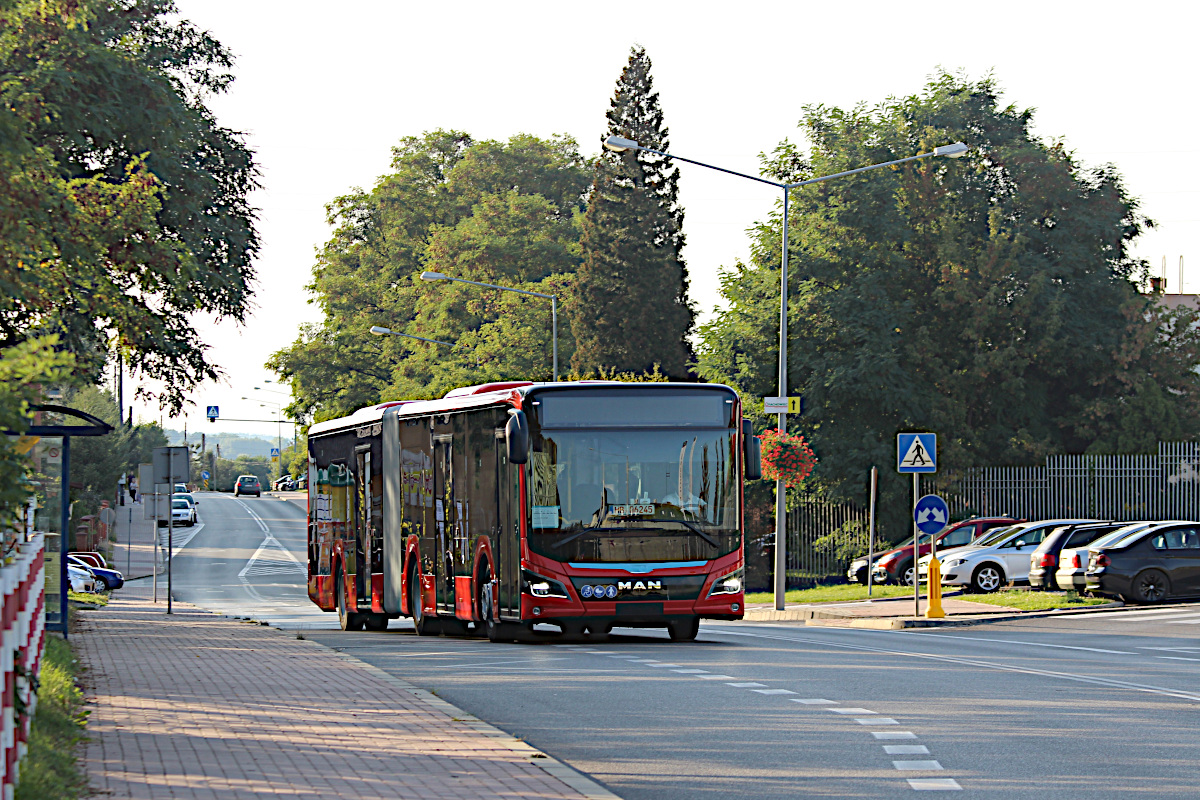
269,131,589,422
0,0,259,412
697,73,1200,538
571,46,694,378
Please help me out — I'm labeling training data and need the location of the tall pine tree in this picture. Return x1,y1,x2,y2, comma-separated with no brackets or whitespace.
570,46,695,378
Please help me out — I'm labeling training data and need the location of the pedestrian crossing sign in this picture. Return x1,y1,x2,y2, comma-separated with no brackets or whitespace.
897,433,936,473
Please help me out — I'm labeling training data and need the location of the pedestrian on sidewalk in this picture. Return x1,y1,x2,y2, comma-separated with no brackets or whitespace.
129,475,138,503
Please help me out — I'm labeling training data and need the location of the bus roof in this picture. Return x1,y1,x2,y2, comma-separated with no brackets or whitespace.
308,381,737,438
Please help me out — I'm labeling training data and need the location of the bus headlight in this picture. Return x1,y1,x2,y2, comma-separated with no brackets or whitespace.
521,569,570,599
707,567,744,597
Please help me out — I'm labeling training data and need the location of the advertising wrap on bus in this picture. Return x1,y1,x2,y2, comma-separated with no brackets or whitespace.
305,381,755,643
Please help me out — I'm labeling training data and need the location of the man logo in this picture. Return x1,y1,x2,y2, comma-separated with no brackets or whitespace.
617,580,662,592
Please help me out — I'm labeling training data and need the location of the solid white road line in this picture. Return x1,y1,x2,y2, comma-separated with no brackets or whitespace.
1115,611,1200,622
901,631,1135,655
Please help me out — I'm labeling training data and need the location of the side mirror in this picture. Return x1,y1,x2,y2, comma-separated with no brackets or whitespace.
743,420,762,481
506,410,530,465
1014,540,1026,549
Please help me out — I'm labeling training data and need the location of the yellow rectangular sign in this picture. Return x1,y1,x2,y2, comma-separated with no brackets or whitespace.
788,397,803,414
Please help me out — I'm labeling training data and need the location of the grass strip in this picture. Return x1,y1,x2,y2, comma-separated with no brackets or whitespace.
745,583,917,605
16,634,89,800
67,591,108,607
962,589,1110,611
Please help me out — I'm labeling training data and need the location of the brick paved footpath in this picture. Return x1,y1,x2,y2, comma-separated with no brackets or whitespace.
75,584,618,799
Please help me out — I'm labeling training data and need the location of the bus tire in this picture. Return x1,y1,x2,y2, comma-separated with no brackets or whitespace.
668,616,700,642
409,567,439,636
336,571,364,632
478,562,511,643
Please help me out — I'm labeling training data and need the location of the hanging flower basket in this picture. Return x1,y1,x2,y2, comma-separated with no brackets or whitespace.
759,429,817,487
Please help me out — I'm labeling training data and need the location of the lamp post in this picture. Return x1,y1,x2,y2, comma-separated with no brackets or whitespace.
419,272,558,382
254,385,297,452
242,397,284,478
604,134,968,610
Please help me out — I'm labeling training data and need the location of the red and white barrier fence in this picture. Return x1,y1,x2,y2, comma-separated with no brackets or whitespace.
1,534,45,798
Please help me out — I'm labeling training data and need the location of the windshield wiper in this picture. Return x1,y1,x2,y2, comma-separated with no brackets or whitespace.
550,527,629,550
644,518,719,547
549,519,720,550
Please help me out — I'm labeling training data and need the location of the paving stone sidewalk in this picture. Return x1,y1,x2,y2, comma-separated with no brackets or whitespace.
76,583,616,799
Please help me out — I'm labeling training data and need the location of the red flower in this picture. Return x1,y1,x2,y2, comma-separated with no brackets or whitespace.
758,429,817,487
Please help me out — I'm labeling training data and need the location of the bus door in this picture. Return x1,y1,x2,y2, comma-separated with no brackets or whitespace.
355,447,373,608
496,430,520,617
433,433,455,614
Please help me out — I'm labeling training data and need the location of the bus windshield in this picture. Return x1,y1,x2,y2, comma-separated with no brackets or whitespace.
526,426,740,564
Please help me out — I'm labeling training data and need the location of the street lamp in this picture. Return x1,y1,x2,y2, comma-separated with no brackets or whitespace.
603,134,969,610
419,271,558,382
242,396,284,478
368,326,455,348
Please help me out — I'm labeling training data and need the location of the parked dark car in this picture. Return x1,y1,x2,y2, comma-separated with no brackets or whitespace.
862,517,1021,586
234,474,262,497
1086,523,1200,603
1029,522,1122,590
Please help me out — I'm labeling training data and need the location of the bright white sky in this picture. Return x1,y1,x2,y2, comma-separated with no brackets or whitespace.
143,0,1199,437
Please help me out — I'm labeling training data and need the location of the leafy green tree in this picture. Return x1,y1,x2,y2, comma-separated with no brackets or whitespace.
698,73,1200,542
61,385,166,519
270,131,588,421
0,0,259,412
571,46,694,378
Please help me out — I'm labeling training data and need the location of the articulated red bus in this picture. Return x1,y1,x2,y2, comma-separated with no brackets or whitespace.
306,380,761,641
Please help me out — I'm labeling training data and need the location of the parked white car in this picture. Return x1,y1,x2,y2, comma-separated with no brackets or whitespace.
68,565,96,593
919,519,1096,592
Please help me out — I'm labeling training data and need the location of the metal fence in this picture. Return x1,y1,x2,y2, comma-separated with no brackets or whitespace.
775,442,1200,587
784,499,870,588
929,442,1200,522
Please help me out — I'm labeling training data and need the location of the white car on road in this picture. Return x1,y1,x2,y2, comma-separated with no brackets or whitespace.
919,518,1096,592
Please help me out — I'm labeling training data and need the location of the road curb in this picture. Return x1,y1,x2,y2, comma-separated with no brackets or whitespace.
798,600,1127,629
294,632,623,800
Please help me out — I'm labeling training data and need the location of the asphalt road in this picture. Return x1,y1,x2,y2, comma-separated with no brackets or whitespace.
166,495,1200,798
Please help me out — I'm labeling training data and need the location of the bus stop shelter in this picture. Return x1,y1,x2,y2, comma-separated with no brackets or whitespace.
19,404,113,637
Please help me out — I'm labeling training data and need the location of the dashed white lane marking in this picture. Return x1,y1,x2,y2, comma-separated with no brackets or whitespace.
709,628,1200,703
628,659,659,663
672,669,708,674
647,663,681,668
697,674,736,680
885,745,930,755
830,708,876,715
908,778,961,791
859,718,898,725
1157,656,1200,662
726,682,766,688
873,732,918,739
792,698,837,705
894,761,943,771
751,689,795,695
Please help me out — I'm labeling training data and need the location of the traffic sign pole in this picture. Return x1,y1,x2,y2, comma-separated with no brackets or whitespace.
913,473,920,617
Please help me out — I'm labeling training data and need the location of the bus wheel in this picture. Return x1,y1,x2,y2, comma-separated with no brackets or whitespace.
479,563,511,643
668,617,700,642
336,572,364,632
409,569,439,636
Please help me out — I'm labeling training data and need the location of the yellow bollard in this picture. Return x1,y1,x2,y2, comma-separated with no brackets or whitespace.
925,557,945,618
